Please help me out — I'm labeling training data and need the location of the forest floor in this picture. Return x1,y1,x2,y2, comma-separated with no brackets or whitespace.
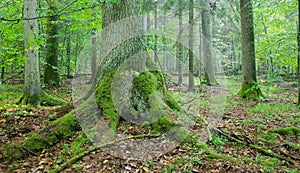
0,76,299,173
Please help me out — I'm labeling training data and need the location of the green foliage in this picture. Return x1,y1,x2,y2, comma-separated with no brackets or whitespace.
251,103,298,115
273,126,300,136
152,115,175,133
71,133,90,156
253,0,297,77
211,133,228,152
259,131,278,145
238,81,263,99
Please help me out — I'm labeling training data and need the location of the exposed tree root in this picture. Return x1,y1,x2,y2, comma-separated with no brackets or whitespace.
2,111,80,161
212,127,296,165
49,133,161,173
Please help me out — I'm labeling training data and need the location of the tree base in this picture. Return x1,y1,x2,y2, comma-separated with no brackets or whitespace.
238,82,263,99
18,91,66,106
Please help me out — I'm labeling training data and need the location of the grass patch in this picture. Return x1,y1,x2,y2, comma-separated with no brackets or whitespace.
250,103,298,115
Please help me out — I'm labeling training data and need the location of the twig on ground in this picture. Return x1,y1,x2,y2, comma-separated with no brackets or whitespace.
212,127,295,165
49,133,161,173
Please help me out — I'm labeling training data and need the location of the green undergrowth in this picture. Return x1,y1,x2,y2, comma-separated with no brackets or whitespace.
273,126,300,136
251,103,298,115
70,133,91,157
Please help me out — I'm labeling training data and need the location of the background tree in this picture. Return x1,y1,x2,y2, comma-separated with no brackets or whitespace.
22,0,41,105
201,0,218,85
188,0,195,91
176,0,183,85
297,0,300,105
44,0,60,86
238,0,262,99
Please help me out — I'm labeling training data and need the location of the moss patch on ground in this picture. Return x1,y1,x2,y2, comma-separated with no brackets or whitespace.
3,111,81,161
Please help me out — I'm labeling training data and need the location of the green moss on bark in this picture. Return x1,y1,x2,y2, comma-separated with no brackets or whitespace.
3,112,80,161
95,70,119,131
95,69,181,134
238,82,263,99
18,92,41,106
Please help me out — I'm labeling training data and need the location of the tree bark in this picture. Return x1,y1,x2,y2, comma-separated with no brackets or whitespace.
238,0,262,99
44,0,60,86
201,0,218,86
91,28,97,81
297,0,300,105
94,0,180,132
177,0,183,85
66,32,71,78
188,0,195,91
23,0,41,105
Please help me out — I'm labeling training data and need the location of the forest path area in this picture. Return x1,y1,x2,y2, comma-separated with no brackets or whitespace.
0,77,299,173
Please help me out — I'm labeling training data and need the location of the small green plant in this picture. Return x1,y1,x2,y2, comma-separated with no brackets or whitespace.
211,133,227,152
75,163,83,172
9,165,19,171
44,113,57,123
260,131,278,144
162,164,178,173
251,103,297,116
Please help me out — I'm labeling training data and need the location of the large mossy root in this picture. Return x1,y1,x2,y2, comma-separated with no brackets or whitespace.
18,91,66,106
1,112,81,161
95,69,181,132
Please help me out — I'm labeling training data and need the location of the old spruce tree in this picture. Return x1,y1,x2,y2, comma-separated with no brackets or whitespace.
238,0,262,99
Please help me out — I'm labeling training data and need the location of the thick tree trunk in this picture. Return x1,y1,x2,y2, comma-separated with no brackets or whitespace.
23,0,41,105
238,0,262,99
94,0,180,132
201,0,218,86
44,0,60,86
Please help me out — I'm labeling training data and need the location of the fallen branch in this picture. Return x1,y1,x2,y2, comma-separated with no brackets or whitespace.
279,149,300,161
49,133,161,173
212,128,295,165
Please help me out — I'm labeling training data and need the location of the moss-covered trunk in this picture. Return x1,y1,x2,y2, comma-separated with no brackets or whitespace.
94,0,181,133
1,111,80,161
238,0,262,99
44,0,60,86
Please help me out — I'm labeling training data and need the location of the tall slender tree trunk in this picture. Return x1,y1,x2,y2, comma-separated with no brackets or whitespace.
201,0,218,85
238,0,262,99
297,0,300,105
154,2,158,63
177,0,183,85
91,28,97,81
66,33,71,78
23,0,41,105
188,0,195,91
0,36,3,83
44,0,60,86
